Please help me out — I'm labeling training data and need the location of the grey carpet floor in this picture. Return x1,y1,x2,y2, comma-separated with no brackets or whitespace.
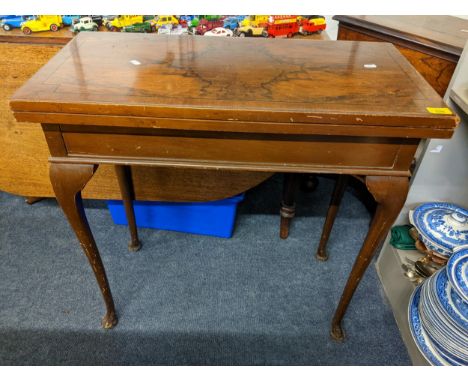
0,175,411,365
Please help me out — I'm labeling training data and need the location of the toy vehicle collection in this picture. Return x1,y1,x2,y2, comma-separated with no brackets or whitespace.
2,15,326,38
21,15,63,35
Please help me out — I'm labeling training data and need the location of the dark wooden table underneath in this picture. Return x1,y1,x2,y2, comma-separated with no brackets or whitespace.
333,15,468,96
10,33,458,340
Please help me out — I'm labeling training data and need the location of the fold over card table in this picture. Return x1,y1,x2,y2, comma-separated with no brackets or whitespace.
10,33,458,340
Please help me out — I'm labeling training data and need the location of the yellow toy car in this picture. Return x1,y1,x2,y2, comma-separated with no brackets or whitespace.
240,15,269,28
235,25,265,37
21,15,63,35
154,15,179,29
107,15,143,31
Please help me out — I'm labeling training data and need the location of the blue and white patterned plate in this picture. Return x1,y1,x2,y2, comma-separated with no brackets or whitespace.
408,286,450,365
419,279,468,359
447,245,468,302
410,203,468,258
433,270,468,331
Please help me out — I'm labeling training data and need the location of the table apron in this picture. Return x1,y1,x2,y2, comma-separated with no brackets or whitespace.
50,129,418,176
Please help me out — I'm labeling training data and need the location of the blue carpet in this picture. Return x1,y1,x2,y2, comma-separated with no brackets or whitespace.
0,175,411,365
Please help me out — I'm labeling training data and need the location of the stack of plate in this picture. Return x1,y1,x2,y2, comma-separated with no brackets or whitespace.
408,245,468,365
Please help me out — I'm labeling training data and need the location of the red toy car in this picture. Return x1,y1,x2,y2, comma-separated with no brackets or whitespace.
195,18,223,35
262,15,299,38
299,16,327,35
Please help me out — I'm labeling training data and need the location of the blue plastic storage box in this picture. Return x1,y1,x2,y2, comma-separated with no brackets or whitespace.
107,194,244,238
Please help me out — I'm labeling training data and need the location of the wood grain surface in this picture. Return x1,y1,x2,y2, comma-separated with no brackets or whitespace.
1,30,329,199
0,40,272,200
333,16,468,58
11,33,457,133
336,24,458,96
333,16,468,96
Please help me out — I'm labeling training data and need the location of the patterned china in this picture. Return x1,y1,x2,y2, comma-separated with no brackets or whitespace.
409,287,449,365
419,272,468,361
447,245,468,302
409,202,468,258
408,245,468,365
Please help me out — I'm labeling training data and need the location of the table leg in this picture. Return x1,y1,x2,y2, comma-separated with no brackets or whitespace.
280,173,299,239
330,176,409,341
115,165,141,252
49,163,118,329
316,175,349,261
25,197,44,205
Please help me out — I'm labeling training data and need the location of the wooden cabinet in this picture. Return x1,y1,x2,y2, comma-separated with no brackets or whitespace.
334,16,468,96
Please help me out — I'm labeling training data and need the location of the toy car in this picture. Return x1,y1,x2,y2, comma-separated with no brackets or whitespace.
62,15,80,26
21,15,63,35
122,21,155,33
158,24,188,35
72,17,99,32
235,24,265,37
240,15,269,28
0,15,33,31
262,16,300,38
204,27,233,37
195,18,223,35
171,25,189,35
178,15,198,27
299,16,326,35
154,15,179,30
88,15,105,26
223,16,246,30
106,15,143,31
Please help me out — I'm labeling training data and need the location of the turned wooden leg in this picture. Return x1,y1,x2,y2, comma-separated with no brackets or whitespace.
280,173,299,239
115,165,141,252
25,197,44,205
330,176,409,341
50,163,118,329
316,175,349,261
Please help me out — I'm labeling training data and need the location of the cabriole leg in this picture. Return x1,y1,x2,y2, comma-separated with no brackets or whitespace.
330,176,409,341
50,162,118,329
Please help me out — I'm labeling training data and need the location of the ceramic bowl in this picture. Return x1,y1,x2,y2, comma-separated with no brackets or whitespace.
409,202,468,258
447,245,468,302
